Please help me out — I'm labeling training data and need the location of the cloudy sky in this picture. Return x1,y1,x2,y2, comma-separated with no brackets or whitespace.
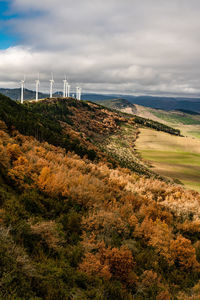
1,0,200,96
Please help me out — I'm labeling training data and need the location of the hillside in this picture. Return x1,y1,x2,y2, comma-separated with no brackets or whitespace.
1,94,200,299
0,94,167,180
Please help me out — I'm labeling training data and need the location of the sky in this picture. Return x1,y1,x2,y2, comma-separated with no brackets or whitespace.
1,0,200,96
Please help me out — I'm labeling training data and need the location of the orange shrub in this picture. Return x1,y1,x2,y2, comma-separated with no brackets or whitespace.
170,235,200,270
79,252,111,280
6,143,22,161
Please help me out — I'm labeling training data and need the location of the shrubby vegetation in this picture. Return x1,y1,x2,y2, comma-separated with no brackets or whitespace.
0,95,98,160
0,95,199,299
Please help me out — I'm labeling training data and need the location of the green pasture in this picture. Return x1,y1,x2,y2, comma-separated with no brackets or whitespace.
151,110,200,125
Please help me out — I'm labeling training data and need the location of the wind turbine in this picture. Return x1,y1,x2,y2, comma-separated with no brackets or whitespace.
76,87,79,100
20,76,25,104
49,73,54,98
35,73,40,101
78,87,82,100
63,75,67,97
66,82,70,97
76,87,81,100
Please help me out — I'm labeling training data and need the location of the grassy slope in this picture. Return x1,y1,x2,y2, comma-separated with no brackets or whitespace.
136,128,200,192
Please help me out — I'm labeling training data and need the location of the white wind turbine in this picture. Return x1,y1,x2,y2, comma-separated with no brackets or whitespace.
20,76,25,104
76,86,81,100
49,73,54,98
78,87,82,100
35,73,40,101
76,87,79,100
63,75,67,97
66,81,70,97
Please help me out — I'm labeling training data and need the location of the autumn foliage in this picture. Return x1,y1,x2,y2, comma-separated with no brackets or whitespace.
0,112,200,299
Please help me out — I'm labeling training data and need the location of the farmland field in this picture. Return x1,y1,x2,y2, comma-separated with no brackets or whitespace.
136,128,200,192
135,105,200,139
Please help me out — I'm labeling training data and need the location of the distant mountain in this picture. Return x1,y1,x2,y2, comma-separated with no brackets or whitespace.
125,95,200,113
82,94,200,113
81,93,120,101
95,98,200,121
93,98,137,114
0,88,64,101
174,109,200,115
0,88,49,101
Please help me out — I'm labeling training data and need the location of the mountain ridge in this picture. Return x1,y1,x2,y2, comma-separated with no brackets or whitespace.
1,88,200,112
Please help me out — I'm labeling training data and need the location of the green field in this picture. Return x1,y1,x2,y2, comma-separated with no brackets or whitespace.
136,128,200,192
145,108,200,139
151,110,200,125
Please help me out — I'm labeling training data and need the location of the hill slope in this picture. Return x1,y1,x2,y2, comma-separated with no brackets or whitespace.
0,95,159,178
1,95,200,299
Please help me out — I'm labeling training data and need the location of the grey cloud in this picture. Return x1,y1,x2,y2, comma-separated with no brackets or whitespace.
1,0,200,96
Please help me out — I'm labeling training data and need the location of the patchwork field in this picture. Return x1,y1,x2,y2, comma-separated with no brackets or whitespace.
136,128,200,192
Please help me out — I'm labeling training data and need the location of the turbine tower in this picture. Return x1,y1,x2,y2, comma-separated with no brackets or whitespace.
35,73,40,101
49,73,54,98
76,87,79,100
63,76,67,97
66,83,70,97
76,87,82,100
78,87,82,100
20,76,25,104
